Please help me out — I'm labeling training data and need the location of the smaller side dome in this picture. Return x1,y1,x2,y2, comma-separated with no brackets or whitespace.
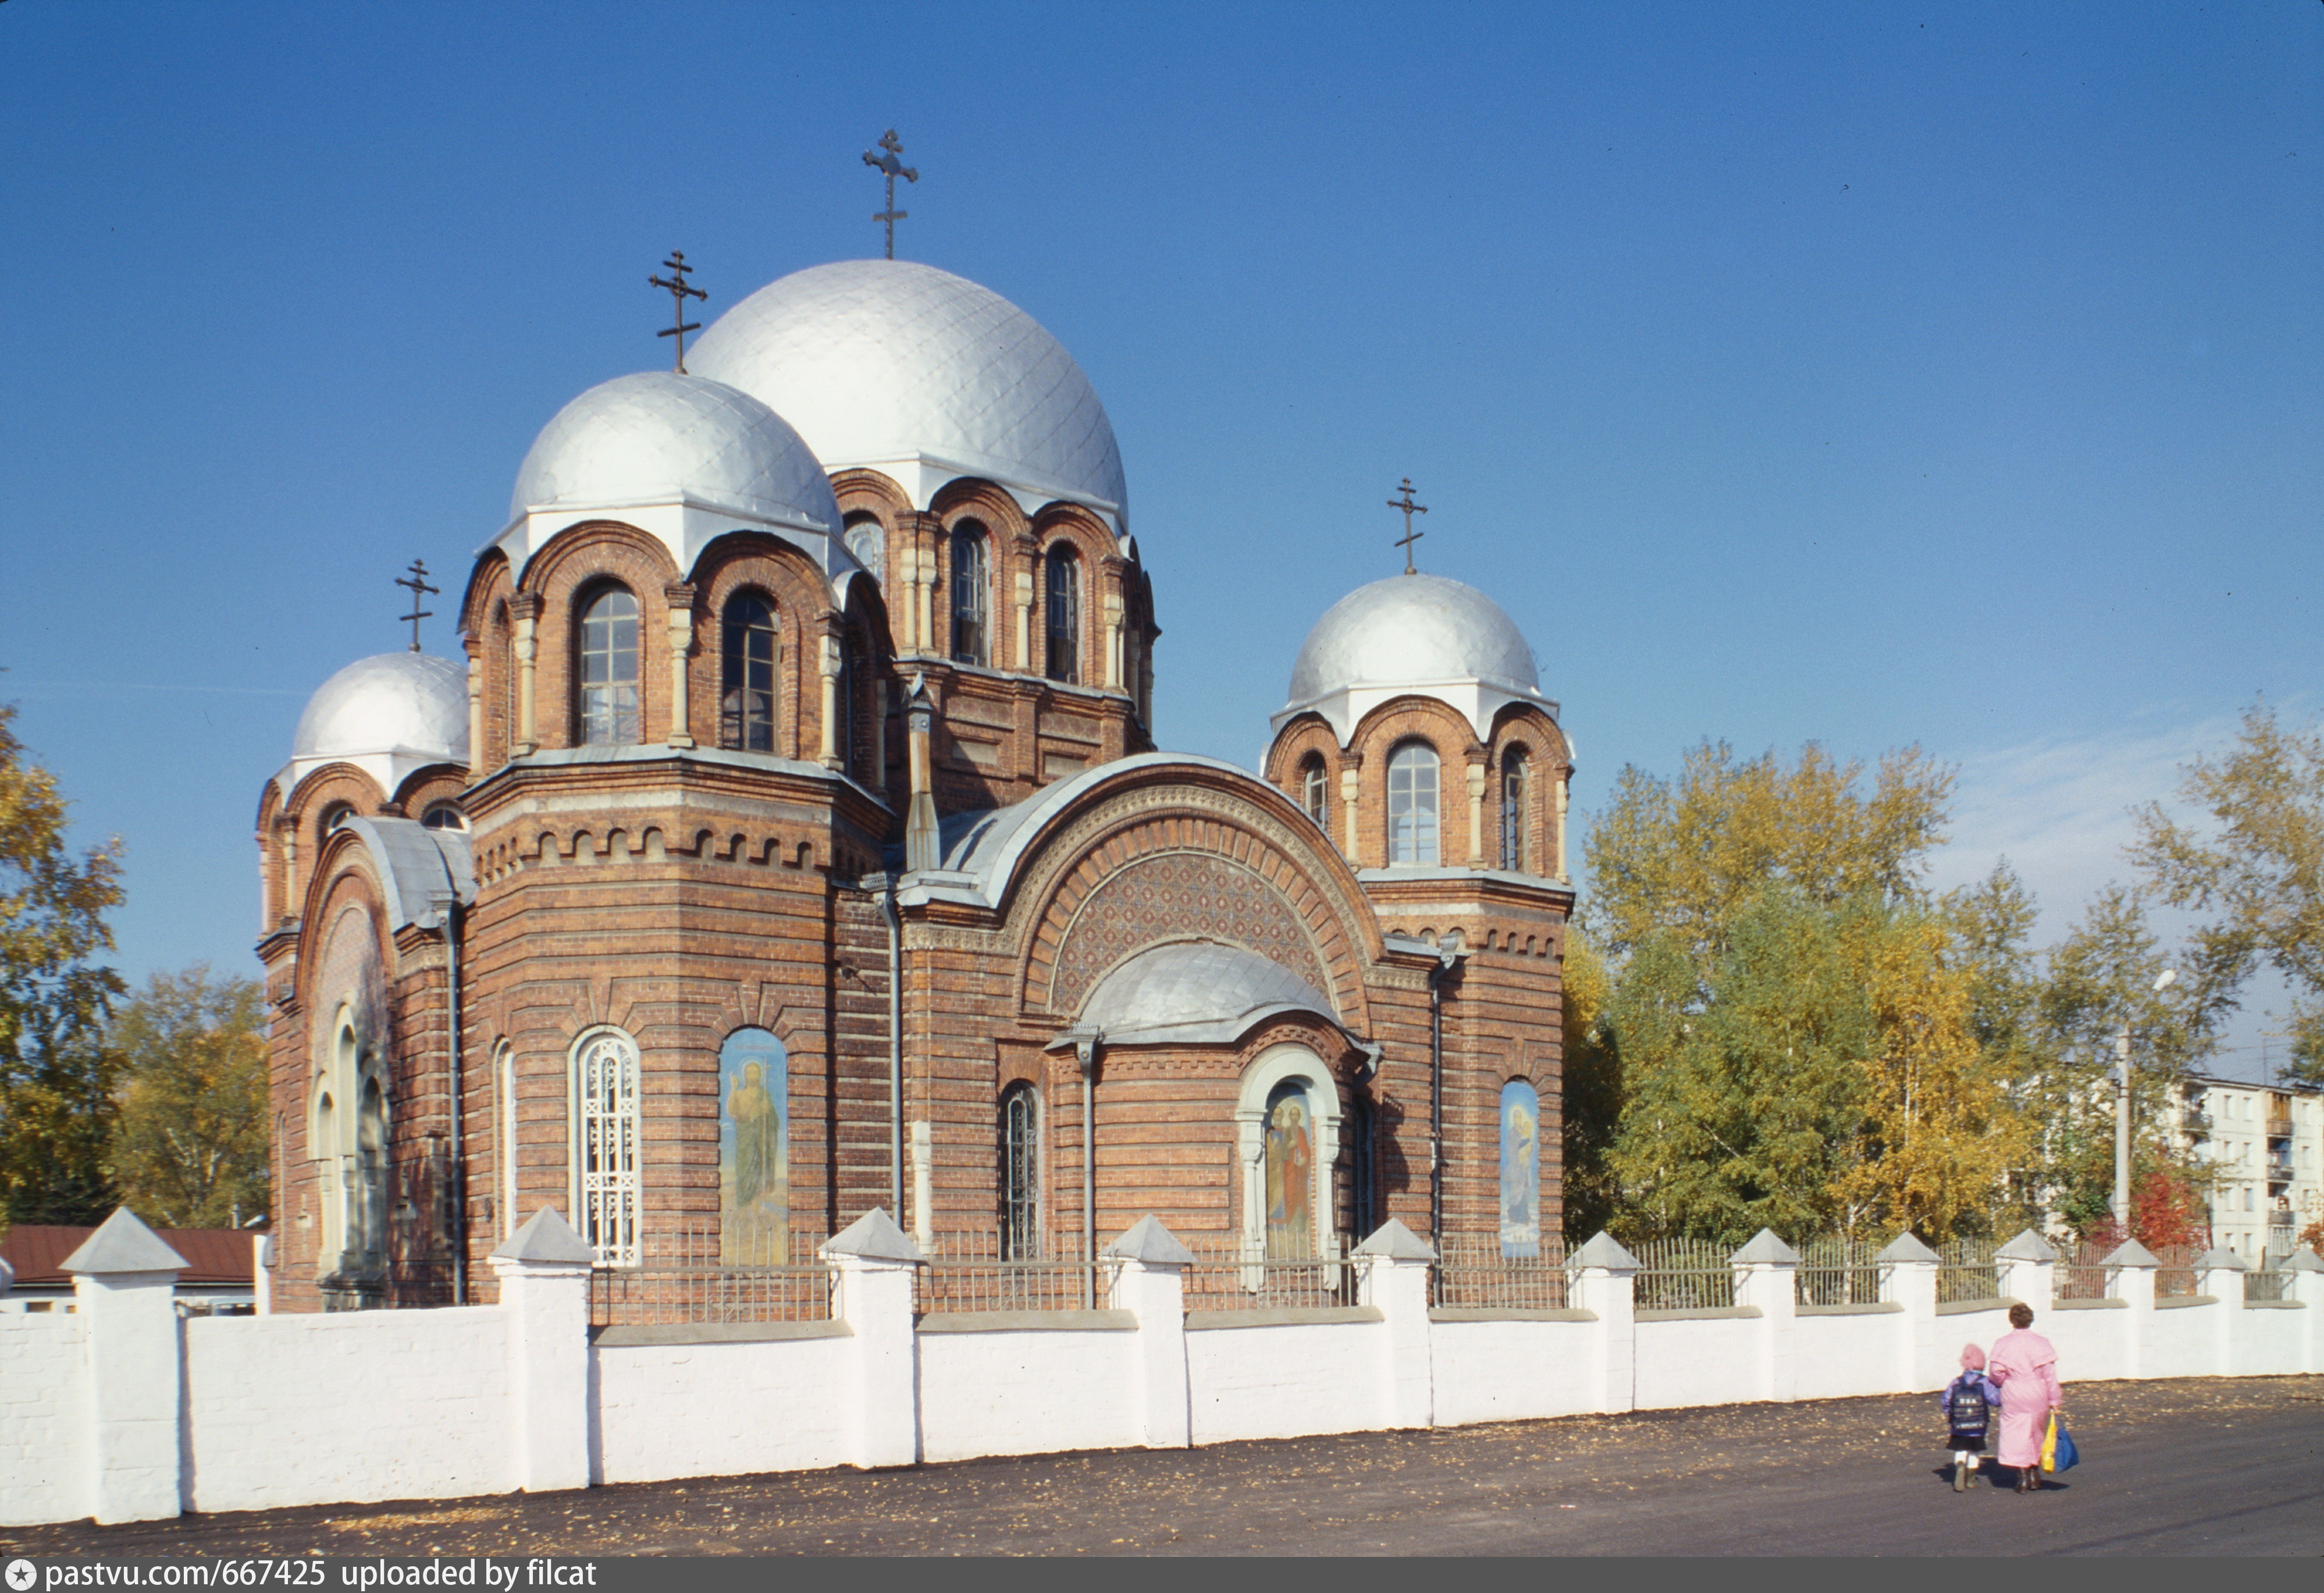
497,371,848,587
1058,940,1338,1047
1275,572,1557,748
286,652,469,802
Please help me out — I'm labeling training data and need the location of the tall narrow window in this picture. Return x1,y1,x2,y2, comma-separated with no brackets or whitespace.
1348,1093,1378,1240
494,1043,517,1239
1044,545,1080,683
578,586,640,745
950,524,989,666
574,1029,641,1265
1001,1083,1040,1259
1300,754,1329,829
1386,741,1441,866
720,593,779,752
1501,748,1531,873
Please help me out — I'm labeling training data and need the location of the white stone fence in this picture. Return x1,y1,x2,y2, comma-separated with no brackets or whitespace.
3,1208,2318,1527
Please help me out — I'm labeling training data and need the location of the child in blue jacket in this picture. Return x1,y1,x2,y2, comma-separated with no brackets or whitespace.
1941,1343,2002,1491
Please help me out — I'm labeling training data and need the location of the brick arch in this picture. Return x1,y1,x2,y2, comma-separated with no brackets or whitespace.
690,535,836,759
1013,800,1375,1037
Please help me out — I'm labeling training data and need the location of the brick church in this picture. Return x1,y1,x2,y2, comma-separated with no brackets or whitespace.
255,253,1576,1311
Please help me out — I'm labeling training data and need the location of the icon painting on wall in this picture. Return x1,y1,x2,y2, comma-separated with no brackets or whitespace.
720,1027,788,1263
1500,1078,1540,1258
1265,1079,1314,1259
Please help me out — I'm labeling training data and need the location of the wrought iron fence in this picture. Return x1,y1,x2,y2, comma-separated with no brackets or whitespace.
1183,1233,1358,1311
589,1224,833,1328
2243,1267,2290,1304
2056,1242,2117,1302
1795,1236,1884,1306
1937,1238,1999,1303
1625,1236,1736,1311
1431,1234,1568,1311
2154,1244,2201,1299
918,1230,1098,1314
379,1261,461,1309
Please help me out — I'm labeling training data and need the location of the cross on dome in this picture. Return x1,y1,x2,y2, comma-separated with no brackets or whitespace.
648,250,707,372
394,559,437,652
1387,477,1428,573
863,129,919,261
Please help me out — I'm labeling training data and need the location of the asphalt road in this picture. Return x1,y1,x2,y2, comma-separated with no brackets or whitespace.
5,1375,2318,1557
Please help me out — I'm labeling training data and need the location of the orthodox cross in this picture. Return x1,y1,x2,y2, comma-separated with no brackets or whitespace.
649,250,707,372
394,559,439,652
1387,478,1428,574
863,129,919,260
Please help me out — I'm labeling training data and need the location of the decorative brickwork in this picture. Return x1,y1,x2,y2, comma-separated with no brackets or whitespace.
1048,852,1330,1016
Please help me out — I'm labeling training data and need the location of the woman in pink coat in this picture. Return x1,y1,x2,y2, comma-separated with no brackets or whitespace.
1987,1302,2065,1492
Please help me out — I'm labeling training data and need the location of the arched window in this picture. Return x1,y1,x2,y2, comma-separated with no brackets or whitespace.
720,592,780,752
1499,1079,1541,1258
1386,741,1441,866
1299,754,1329,830
572,1029,641,1265
1264,1078,1316,1259
1500,748,1530,873
843,513,885,584
355,1076,387,1267
421,803,465,831
578,586,640,745
320,802,356,837
1044,545,1080,684
1001,1082,1040,1259
1348,1093,1378,1240
720,1028,788,1263
950,522,990,666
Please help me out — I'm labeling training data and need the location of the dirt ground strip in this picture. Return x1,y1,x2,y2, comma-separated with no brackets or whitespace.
6,1375,2320,1557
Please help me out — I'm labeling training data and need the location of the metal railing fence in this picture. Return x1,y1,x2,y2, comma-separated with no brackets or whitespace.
589,1224,833,1328
1625,1236,1736,1311
1183,1233,1358,1311
2154,1244,2201,1299
1431,1234,1568,1311
917,1230,1098,1314
1795,1236,1884,1306
2243,1267,2290,1304
1937,1238,1999,1303
2056,1242,2118,1302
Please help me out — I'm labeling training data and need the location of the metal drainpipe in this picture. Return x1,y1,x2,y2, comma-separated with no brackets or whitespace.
439,894,468,1306
1077,1034,1102,1308
1428,953,1454,1246
878,877,905,1218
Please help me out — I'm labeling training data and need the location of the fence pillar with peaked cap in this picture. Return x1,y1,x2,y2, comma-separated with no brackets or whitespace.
1876,1233,1939,1390
2104,1239,2159,1379
1729,1229,1799,1403
1104,1215,1194,1449
2193,1247,2247,1375
823,1208,922,1468
1994,1230,2057,1312
489,1208,593,1493
65,1210,188,1524
1567,1232,1638,1413
1354,1219,1435,1431
2290,1251,2324,1375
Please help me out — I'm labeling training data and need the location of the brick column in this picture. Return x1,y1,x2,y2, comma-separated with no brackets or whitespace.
664,585,695,748
1567,1232,1638,1414
1354,1218,1435,1431
1730,1229,1799,1403
511,595,542,754
65,1211,188,1525
1104,1216,1193,1450
824,1208,923,1469
489,1208,593,1493
1876,1232,1938,1391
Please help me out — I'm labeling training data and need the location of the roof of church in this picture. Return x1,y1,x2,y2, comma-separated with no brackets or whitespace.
288,651,468,792
689,259,1129,525
1053,938,1339,1048
1275,573,1559,748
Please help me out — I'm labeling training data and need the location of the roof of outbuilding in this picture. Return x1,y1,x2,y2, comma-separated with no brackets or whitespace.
2,1222,256,1287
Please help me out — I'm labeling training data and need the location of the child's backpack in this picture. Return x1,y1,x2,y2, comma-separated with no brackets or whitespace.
1946,1374,1990,1441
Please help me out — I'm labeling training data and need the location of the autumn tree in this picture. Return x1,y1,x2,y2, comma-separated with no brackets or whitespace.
0,703,127,1226
110,965,270,1228
2130,701,2324,1084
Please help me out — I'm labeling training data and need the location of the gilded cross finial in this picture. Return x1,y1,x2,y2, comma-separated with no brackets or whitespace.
394,559,439,652
1387,478,1428,574
863,129,919,261
648,250,707,372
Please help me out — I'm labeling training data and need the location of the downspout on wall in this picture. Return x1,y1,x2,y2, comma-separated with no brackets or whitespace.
877,877,905,1219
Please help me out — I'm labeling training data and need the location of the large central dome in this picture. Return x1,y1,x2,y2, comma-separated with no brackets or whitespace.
688,259,1128,522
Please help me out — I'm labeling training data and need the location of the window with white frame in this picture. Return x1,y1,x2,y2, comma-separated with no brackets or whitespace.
1386,740,1441,866
572,1029,642,1265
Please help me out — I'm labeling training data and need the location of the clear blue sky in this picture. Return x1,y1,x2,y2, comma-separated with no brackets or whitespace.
2,2,2316,1076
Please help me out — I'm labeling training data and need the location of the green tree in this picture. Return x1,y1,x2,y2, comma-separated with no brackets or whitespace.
2130,701,2324,1084
0,703,127,1227
111,965,270,1228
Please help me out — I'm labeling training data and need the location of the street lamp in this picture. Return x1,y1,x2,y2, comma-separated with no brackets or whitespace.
2115,968,2176,1229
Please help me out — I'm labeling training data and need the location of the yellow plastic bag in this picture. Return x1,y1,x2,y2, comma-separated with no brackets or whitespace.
2041,1414,2059,1473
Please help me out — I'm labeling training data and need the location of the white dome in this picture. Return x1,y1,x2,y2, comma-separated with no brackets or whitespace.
1071,940,1336,1046
509,370,839,532
1289,574,1538,701
688,259,1128,522
1275,573,1555,748
293,653,468,768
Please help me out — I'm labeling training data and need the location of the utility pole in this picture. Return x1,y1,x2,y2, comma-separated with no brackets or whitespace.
2116,968,2176,1229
